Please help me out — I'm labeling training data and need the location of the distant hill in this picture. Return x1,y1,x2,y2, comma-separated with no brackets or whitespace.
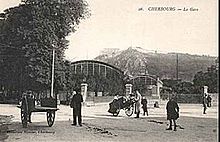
94,47,217,81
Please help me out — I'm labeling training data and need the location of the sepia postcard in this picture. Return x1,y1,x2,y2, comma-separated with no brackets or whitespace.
0,0,218,142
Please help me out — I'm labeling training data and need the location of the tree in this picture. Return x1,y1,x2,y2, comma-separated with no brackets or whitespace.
162,79,179,89
0,0,89,95
173,81,194,94
161,79,196,94
193,65,218,93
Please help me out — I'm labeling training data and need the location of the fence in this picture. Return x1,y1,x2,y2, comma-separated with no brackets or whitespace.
160,93,218,104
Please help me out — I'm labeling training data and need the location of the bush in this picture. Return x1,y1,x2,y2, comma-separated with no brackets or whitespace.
176,94,203,103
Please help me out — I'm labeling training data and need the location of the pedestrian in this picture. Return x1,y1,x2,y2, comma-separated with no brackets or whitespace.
20,92,31,123
207,94,212,107
134,89,142,118
141,96,148,116
202,94,208,114
24,91,34,123
70,88,83,126
112,94,119,109
166,95,179,131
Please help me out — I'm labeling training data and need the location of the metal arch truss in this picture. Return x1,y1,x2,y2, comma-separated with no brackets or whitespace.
129,74,163,86
70,60,163,87
70,60,124,78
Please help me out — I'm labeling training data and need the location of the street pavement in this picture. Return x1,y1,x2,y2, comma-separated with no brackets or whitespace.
0,101,218,142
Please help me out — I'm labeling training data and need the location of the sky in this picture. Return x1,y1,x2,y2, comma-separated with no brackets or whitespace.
0,0,218,61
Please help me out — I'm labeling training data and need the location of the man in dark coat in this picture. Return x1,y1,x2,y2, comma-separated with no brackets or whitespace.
141,97,148,116
202,94,208,114
207,94,212,107
70,88,83,126
166,96,179,131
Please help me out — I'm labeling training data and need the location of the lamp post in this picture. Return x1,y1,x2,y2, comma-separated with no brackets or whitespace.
50,1,60,98
50,48,55,98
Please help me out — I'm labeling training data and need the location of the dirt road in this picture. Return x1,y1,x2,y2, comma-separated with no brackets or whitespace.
0,102,218,142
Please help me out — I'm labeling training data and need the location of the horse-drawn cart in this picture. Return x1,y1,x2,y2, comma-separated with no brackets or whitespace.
17,93,59,128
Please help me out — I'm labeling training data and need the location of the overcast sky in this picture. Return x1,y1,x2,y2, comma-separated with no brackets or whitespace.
0,0,218,61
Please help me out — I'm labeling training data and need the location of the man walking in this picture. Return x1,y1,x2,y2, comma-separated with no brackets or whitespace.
70,88,83,126
166,95,179,131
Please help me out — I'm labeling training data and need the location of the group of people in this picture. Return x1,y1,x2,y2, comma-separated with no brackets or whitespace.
68,88,180,132
112,90,149,118
134,90,179,131
132,89,148,118
69,89,151,126
69,88,180,132
18,84,214,133
20,88,212,133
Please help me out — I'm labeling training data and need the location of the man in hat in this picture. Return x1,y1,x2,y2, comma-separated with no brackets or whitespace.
166,95,179,131
70,88,83,126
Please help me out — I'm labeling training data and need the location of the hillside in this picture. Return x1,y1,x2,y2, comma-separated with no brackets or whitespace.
94,47,217,81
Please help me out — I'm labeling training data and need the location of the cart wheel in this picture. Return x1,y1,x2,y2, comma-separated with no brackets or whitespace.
21,97,28,128
125,105,134,117
47,111,55,127
113,109,120,116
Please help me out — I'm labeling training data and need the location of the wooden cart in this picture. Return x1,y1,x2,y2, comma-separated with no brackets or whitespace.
17,94,59,128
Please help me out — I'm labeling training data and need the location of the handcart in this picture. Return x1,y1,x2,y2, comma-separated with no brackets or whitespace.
108,96,135,117
17,93,59,128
